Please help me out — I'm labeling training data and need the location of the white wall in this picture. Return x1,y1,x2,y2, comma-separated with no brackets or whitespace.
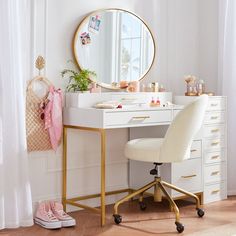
29,0,222,209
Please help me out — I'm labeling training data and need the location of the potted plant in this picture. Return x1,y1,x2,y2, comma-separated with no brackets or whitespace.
61,68,96,92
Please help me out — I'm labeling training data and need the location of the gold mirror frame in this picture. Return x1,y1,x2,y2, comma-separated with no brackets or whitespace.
73,8,157,90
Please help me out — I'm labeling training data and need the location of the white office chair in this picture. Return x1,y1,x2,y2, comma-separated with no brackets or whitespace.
113,95,208,233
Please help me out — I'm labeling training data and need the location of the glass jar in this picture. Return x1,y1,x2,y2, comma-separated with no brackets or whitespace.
197,80,205,94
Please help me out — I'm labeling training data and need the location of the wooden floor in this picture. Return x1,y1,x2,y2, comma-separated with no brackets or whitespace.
1,196,236,236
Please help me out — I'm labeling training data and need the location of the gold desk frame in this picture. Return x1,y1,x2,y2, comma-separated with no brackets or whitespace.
62,125,203,226
62,125,130,226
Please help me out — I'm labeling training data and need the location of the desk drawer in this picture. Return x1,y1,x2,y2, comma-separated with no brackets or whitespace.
204,163,226,184
205,150,225,164
203,124,225,139
204,182,227,203
190,140,201,159
204,112,225,124
207,98,226,111
104,110,172,127
171,158,202,196
204,138,225,151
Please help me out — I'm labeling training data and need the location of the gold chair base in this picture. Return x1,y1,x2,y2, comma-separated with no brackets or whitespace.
114,177,203,224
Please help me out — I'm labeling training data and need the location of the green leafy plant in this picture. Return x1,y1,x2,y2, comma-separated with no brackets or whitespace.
61,68,96,92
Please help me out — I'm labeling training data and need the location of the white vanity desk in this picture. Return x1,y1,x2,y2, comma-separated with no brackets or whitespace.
62,92,227,226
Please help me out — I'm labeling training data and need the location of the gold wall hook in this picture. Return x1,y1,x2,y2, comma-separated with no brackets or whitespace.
35,55,45,75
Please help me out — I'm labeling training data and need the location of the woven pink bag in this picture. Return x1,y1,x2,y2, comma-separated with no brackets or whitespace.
26,76,52,152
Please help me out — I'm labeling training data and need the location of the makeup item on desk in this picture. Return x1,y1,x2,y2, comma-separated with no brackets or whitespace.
152,82,159,92
140,83,146,92
119,80,129,89
127,81,140,92
111,82,119,88
156,97,160,106
149,97,160,107
159,84,166,92
145,83,153,92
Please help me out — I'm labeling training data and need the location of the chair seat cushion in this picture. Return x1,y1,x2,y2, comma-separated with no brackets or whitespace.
125,138,164,163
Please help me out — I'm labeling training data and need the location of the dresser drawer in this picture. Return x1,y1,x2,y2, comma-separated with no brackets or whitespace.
204,111,225,124
204,150,225,164
203,124,225,139
204,138,225,150
190,140,201,159
204,182,227,203
104,110,172,127
207,98,226,111
171,158,202,196
204,163,226,184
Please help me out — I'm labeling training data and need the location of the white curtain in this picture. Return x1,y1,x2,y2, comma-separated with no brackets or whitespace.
0,0,33,229
218,0,236,195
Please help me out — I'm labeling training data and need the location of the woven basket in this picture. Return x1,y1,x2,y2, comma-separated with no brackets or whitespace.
26,76,52,152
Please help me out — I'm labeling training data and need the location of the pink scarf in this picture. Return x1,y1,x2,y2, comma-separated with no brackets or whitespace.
44,86,63,151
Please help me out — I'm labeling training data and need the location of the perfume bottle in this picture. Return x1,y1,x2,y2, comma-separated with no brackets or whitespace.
156,97,160,106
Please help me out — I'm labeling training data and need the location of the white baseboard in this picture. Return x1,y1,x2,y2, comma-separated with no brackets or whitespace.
227,190,236,196
32,185,129,215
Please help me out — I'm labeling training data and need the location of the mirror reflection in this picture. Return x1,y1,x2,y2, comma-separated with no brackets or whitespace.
73,9,156,89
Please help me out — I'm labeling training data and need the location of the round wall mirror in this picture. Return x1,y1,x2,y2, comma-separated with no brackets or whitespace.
73,8,156,89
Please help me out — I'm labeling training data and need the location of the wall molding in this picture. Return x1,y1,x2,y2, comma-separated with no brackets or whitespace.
46,158,128,172
32,183,129,203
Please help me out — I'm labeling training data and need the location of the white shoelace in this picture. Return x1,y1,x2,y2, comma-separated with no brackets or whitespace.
57,209,68,217
47,210,57,220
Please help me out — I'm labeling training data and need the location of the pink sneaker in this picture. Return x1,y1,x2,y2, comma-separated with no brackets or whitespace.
50,201,76,227
34,202,61,229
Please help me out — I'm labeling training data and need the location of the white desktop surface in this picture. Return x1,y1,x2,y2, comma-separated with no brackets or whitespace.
63,104,184,129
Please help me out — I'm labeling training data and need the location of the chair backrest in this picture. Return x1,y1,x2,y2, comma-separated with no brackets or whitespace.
159,95,208,162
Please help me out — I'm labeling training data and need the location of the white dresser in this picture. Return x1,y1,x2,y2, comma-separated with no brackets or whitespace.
174,96,227,203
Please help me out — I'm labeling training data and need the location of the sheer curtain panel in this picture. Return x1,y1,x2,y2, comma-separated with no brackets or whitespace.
0,0,33,229
218,0,236,195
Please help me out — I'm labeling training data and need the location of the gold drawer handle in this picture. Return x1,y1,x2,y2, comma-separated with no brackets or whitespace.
211,129,219,133
211,171,220,176
210,103,218,107
211,189,220,194
132,116,150,120
211,155,220,160
181,174,197,179
191,149,197,153
211,141,219,146
211,116,218,120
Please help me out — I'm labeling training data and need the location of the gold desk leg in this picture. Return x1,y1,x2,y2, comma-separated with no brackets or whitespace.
100,129,106,226
62,126,67,211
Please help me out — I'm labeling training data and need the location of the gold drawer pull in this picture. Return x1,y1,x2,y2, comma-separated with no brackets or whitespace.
211,116,218,120
132,116,150,120
211,129,219,133
211,155,220,160
211,171,220,176
211,189,220,194
210,103,218,107
181,174,197,179
191,149,197,153
211,141,219,146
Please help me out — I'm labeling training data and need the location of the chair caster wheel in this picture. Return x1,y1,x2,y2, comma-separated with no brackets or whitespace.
139,202,147,211
113,214,122,224
197,208,205,217
175,222,184,233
